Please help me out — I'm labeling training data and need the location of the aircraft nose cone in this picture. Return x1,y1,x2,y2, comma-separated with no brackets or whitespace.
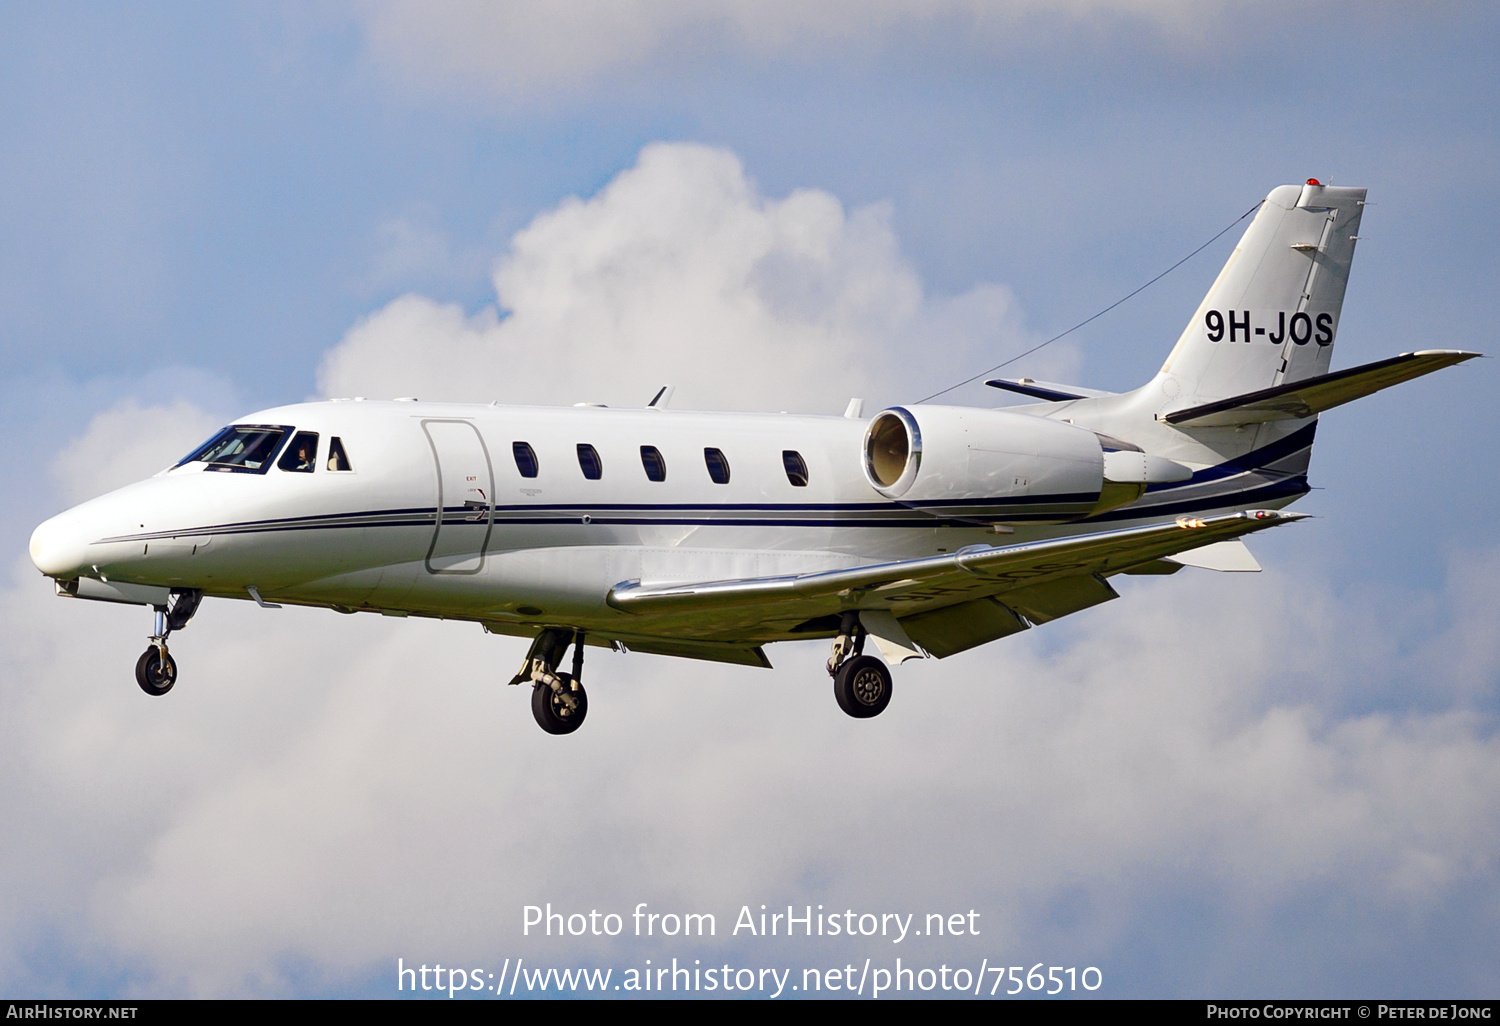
29,511,90,578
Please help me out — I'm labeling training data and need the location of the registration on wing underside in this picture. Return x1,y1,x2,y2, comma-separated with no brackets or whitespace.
606,510,1308,618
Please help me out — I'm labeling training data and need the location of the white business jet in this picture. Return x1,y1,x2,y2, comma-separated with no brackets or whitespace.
29,181,1480,734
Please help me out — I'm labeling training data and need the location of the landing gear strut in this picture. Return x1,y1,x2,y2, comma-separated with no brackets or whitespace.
511,628,589,735
827,612,893,719
135,589,201,697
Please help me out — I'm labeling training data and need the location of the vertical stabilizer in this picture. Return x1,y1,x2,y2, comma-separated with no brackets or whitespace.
1160,181,1365,402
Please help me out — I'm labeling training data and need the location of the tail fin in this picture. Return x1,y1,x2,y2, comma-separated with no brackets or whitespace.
1160,181,1365,402
1037,183,1479,524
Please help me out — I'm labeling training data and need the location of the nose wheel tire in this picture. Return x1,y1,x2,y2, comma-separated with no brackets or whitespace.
532,674,588,734
833,655,892,718
135,648,178,696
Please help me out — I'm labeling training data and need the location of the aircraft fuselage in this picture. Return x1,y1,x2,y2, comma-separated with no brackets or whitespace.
32,399,1032,645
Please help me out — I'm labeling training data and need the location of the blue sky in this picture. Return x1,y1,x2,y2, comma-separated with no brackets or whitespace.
1,1,1496,998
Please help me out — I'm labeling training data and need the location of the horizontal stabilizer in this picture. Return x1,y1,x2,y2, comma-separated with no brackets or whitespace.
985,378,1118,402
1162,350,1481,427
1163,539,1261,572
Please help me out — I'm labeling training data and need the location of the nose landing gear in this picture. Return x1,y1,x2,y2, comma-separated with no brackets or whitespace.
827,612,893,719
135,647,177,696
511,627,588,734
135,590,201,697
531,671,588,734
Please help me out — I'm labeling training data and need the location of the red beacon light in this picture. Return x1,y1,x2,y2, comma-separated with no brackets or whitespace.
1306,178,1322,186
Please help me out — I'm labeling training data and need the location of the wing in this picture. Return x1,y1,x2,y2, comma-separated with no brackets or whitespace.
607,510,1308,657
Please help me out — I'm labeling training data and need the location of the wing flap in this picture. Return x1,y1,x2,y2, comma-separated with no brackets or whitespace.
1002,573,1119,624
1161,350,1481,427
900,597,1028,659
617,636,773,668
880,573,1120,659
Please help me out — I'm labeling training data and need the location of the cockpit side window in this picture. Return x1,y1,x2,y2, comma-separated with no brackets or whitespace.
326,436,353,472
277,432,320,473
178,425,292,474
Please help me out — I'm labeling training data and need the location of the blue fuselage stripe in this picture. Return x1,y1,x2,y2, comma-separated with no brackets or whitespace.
98,425,1316,544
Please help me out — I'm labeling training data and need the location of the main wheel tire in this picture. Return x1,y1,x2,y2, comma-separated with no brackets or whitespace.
135,648,177,696
833,655,892,719
531,675,588,735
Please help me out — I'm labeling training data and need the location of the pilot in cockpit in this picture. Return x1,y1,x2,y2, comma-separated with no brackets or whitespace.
277,431,320,473
291,439,315,471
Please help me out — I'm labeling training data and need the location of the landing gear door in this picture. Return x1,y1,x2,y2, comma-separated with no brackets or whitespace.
423,420,495,575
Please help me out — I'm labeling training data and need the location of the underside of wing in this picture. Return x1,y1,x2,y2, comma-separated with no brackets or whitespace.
606,509,1308,656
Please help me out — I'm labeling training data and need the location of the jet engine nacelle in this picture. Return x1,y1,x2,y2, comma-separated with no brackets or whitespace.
861,405,1187,523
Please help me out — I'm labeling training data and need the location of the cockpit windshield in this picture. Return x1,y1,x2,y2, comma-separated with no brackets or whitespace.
177,425,293,474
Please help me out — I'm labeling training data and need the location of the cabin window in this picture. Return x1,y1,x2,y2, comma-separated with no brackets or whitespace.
577,444,603,480
278,432,320,473
703,447,731,484
640,445,666,482
178,424,291,474
512,441,539,478
326,437,353,472
782,450,809,487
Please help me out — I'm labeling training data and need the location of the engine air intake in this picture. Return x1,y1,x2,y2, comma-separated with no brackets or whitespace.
865,409,919,490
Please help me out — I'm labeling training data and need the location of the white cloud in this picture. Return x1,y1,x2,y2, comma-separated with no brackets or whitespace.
367,215,460,288
357,0,1246,100
360,211,497,298
319,142,1056,413
49,399,224,505
5,148,1496,997
3,388,1498,994
2,528,1497,995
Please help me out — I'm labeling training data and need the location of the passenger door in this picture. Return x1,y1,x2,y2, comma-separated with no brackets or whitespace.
423,420,495,574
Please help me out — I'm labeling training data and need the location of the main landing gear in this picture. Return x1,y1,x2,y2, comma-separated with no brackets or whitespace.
509,616,895,731
827,612,893,719
135,589,201,697
511,628,589,735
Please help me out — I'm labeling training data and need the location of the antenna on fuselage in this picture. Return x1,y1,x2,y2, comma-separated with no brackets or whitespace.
647,385,675,409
